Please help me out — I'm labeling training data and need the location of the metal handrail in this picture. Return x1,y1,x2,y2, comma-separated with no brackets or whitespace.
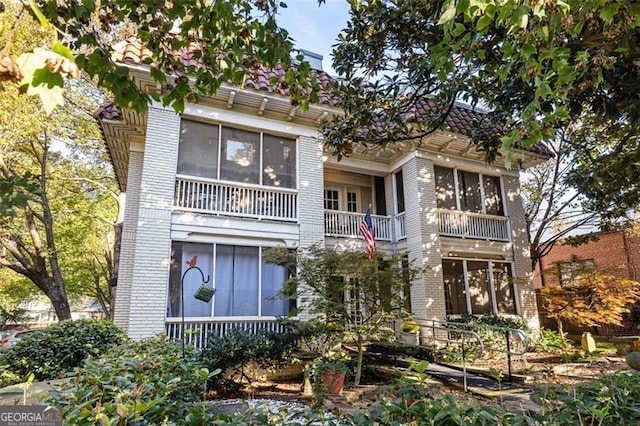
412,318,529,383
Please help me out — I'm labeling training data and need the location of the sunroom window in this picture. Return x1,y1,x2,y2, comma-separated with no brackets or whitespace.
167,242,292,318
443,258,517,316
177,119,297,189
434,166,504,216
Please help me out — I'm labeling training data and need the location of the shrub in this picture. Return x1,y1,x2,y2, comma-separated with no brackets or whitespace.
200,327,301,391
446,314,531,357
529,328,571,353
2,318,126,381
48,336,217,424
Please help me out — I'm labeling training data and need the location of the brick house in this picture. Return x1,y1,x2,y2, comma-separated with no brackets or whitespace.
535,226,640,334
95,40,549,344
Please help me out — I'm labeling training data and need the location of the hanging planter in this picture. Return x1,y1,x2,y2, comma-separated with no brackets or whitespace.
194,285,215,302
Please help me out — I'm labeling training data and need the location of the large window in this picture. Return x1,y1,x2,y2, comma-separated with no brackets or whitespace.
434,166,504,216
443,258,517,316
178,119,297,189
167,242,292,318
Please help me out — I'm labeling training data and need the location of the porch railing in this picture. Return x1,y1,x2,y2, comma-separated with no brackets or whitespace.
165,317,287,349
395,212,406,240
175,175,297,221
438,209,510,241
324,211,392,241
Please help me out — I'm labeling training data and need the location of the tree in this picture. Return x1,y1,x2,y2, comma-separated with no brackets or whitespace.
539,269,640,337
1,3,118,320
1,0,318,114
522,129,600,271
266,245,419,386
322,0,640,221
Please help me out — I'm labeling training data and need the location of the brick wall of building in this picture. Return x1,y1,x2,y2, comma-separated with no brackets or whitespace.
125,106,180,338
536,229,640,286
503,174,539,329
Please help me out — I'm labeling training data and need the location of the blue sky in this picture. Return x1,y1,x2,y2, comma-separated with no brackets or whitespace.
277,1,351,75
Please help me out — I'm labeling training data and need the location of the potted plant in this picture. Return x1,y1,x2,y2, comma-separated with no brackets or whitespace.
312,355,351,395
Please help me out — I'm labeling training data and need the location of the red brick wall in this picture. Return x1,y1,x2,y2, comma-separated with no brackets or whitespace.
534,230,640,288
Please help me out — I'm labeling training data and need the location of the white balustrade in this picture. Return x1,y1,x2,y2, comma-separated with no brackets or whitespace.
165,318,287,349
175,175,297,221
437,209,510,241
324,211,392,241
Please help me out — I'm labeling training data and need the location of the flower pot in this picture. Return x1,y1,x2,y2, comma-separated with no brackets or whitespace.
320,370,346,395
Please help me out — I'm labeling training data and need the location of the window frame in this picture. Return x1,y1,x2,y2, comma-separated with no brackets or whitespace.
442,257,519,316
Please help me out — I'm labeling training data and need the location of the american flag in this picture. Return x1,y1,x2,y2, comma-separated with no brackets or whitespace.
360,208,376,259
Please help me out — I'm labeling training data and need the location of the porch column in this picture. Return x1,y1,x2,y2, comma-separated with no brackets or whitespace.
503,174,540,329
125,105,180,339
403,153,447,326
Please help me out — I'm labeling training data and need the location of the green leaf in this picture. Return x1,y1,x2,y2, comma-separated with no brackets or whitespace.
438,0,458,25
600,4,620,24
51,42,74,60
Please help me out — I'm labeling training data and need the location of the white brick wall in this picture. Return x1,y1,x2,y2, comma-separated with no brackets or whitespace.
125,107,180,338
504,174,539,329
112,148,143,331
296,135,325,320
403,155,446,326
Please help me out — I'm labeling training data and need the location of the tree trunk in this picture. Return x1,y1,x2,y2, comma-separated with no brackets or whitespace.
355,337,364,386
41,276,72,320
556,318,565,340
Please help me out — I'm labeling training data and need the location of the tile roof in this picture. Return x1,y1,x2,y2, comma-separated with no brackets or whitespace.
99,38,552,158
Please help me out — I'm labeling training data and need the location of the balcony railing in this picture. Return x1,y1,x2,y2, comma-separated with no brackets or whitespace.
395,212,406,240
324,211,392,241
165,317,287,349
438,209,510,241
175,175,297,221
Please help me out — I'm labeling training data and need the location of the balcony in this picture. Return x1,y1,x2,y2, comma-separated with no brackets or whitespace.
324,211,393,241
438,209,510,241
175,175,297,221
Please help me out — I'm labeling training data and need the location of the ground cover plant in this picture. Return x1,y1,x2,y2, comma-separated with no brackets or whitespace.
0,318,125,383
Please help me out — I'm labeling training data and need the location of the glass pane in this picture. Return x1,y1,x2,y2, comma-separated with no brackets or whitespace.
442,260,467,315
177,120,219,179
167,242,213,317
484,175,504,216
458,171,482,213
494,262,516,315
434,166,457,210
347,191,357,212
324,190,339,210
467,261,492,314
261,258,289,316
220,127,260,184
395,170,405,213
262,134,296,188
215,245,259,316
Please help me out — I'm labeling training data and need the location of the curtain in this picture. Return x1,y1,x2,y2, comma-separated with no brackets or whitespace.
181,243,213,317
215,245,259,316
261,258,289,316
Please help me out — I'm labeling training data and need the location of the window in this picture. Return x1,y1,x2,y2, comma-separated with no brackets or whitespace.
177,120,296,188
443,258,518,316
324,189,339,210
434,166,504,216
347,191,358,213
395,170,405,213
167,242,292,318
558,259,595,287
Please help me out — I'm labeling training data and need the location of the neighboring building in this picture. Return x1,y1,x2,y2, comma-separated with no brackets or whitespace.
535,226,640,334
95,40,550,344
535,226,640,287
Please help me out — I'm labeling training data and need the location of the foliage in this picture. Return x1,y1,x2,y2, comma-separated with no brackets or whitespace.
1,319,126,381
532,372,640,425
1,0,318,115
539,270,640,336
48,336,218,425
265,245,420,386
200,326,302,392
324,0,640,224
529,328,571,353
1,2,118,320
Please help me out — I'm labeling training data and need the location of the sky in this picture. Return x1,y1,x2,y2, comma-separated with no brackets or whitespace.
276,1,351,75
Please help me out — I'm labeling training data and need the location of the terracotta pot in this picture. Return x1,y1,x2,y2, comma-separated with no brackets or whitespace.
320,370,346,395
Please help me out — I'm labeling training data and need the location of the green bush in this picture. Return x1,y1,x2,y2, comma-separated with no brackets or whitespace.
49,336,217,424
2,318,126,381
200,327,301,391
529,327,571,353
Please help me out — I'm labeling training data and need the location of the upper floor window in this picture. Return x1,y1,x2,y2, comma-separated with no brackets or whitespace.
558,259,595,287
178,119,297,189
434,166,504,216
